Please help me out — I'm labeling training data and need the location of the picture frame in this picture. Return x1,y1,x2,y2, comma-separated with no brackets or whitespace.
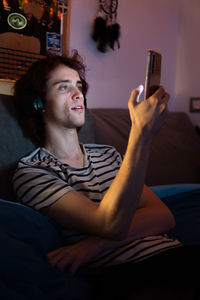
190,98,200,113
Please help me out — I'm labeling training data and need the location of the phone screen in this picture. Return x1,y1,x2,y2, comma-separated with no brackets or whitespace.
144,50,162,100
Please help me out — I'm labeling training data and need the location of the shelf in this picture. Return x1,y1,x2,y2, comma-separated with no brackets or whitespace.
0,79,15,96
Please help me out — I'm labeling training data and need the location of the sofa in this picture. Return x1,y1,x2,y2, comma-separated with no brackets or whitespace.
0,93,200,299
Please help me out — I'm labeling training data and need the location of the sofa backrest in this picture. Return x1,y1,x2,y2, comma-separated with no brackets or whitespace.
0,94,35,201
90,108,200,186
0,93,200,201
146,112,200,186
90,108,131,155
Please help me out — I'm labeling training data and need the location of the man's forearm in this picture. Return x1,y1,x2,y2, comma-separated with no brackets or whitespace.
87,204,175,257
99,127,151,239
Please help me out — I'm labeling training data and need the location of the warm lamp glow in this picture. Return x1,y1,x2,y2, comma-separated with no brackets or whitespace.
3,0,9,7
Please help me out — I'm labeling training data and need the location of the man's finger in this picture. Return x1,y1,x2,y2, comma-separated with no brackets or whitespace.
128,87,141,107
153,85,165,98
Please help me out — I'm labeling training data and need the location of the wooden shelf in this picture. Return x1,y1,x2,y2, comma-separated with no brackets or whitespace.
0,79,15,96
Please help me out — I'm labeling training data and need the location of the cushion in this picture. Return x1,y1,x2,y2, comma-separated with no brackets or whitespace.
0,94,35,201
151,184,200,244
146,112,200,185
0,199,92,299
151,183,200,198
78,109,96,144
90,108,131,154
161,189,200,245
90,109,200,185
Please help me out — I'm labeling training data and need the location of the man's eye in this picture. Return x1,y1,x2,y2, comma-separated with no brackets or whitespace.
59,85,67,91
78,85,83,92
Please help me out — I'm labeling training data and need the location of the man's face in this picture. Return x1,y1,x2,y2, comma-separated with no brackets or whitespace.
44,64,85,130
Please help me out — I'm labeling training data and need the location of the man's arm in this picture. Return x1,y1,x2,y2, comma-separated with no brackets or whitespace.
47,184,175,273
42,87,169,240
128,184,175,239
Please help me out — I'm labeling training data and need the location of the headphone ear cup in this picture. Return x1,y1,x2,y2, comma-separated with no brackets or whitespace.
33,96,44,112
21,91,44,117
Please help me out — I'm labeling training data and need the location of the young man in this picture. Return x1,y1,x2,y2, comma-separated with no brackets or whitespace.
13,51,198,299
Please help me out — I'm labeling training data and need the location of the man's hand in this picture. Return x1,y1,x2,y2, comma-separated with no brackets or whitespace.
47,236,109,274
128,86,169,138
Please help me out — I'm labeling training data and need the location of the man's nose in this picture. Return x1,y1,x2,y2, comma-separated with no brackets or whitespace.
72,87,83,101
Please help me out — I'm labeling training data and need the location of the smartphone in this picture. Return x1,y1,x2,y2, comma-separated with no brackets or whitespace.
144,50,162,100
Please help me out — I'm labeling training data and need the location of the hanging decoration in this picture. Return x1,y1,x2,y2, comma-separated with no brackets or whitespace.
91,0,120,53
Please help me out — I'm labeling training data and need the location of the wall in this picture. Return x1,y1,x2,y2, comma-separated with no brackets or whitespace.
174,0,200,126
69,0,180,110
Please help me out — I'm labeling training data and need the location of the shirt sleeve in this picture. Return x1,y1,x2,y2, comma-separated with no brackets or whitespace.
12,164,73,211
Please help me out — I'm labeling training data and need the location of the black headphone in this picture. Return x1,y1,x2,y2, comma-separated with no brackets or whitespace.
32,95,44,112
21,88,45,117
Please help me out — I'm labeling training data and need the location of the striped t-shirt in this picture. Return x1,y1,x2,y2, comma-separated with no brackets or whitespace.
13,144,181,267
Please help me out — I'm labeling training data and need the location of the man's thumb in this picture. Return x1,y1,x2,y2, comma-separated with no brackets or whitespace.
129,85,144,107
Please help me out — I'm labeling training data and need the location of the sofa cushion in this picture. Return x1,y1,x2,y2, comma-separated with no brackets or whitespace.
146,112,200,185
78,109,96,144
0,94,35,201
90,108,131,155
90,109,200,185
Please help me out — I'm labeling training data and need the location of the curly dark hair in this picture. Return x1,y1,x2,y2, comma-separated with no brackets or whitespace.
14,50,89,146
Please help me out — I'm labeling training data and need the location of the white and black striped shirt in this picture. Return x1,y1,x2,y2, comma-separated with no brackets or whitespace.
13,144,122,209
13,144,181,266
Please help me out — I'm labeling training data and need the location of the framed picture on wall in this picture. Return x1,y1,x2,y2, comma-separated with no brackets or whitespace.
190,98,200,113
0,0,71,80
